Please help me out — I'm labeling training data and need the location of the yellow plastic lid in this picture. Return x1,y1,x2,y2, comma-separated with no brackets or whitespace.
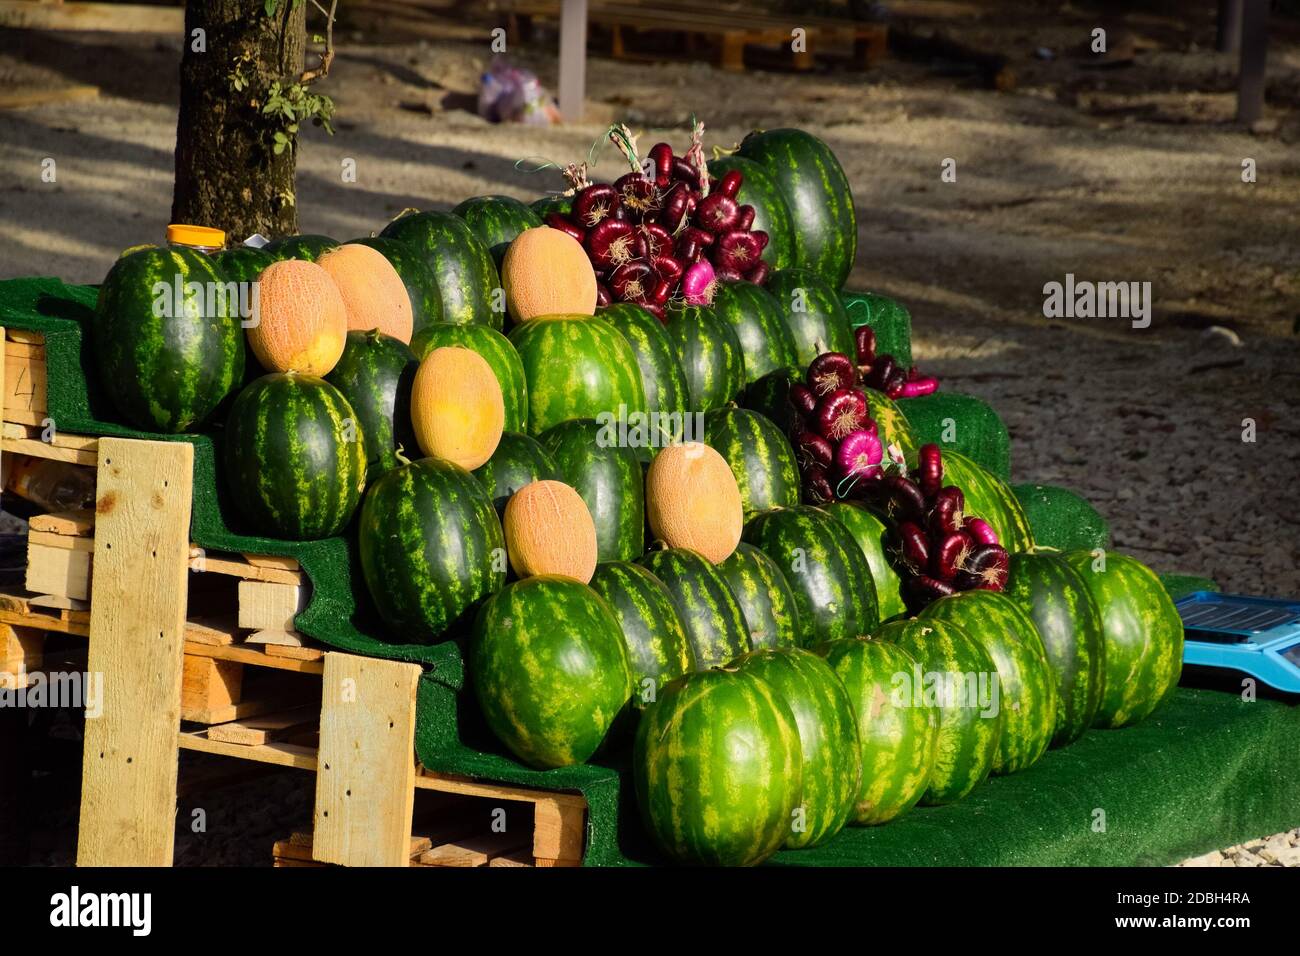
166,224,226,248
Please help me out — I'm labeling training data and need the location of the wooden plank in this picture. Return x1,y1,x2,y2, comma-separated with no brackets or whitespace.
183,616,239,647
419,830,530,867
0,1,185,32
28,594,90,612
237,580,306,631
1,624,43,688
265,643,324,662
206,706,317,747
489,850,535,867
414,768,587,810
244,553,300,572
3,346,46,422
0,84,99,111
26,542,92,600
180,655,243,720
533,797,586,862
183,641,325,674
5,329,44,346
29,510,95,536
313,653,421,867
2,437,95,465
180,696,285,726
178,729,318,770
78,439,193,867
245,628,306,648
28,529,94,552
189,550,304,586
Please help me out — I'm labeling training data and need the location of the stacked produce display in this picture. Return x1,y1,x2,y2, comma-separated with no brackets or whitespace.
86,123,1185,867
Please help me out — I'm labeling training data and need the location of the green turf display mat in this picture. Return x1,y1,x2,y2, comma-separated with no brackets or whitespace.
898,391,1012,480
1013,483,1111,552
840,291,912,368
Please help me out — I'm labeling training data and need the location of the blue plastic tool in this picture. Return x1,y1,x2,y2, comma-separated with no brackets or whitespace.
1176,591,1300,693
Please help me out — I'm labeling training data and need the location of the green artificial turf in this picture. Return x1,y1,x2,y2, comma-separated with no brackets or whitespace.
1013,483,1111,552
840,291,912,368
897,391,1012,480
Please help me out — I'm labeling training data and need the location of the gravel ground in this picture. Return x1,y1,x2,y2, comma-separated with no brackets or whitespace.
2,1,1298,866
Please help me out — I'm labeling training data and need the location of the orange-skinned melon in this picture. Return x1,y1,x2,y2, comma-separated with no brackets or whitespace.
501,226,598,322
318,243,414,344
646,442,744,563
503,479,598,582
249,259,348,376
410,346,505,470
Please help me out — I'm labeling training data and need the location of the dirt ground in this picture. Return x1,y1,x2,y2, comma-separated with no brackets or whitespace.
1,0,1299,865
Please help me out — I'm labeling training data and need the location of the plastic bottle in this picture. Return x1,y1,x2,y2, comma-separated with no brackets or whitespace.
167,224,226,255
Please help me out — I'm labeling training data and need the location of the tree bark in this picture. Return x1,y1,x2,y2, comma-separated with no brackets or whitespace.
171,0,306,241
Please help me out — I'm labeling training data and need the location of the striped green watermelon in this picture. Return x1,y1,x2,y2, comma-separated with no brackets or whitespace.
530,194,573,219
703,407,799,517
937,450,1035,553
93,246,245,433
324,330,418,483
358,457,506,643
825,502,906,620
410,322,527,433
707,155,795,270
590,561,695,707
213,245,275,284
222,373,365,539
764,268,855,368
349,235,444,333
875,618,1001,804
664,303,746,412
634,668,801,866
598,303,691,447
1063,550,1183,729
920,591,1057,775
638,548,751,669
741,367,801,434
864,388,919,461
1005,552,1106,746
471,575,632,769
452,194,543,267
379,211,502,328
736,129,857,288
261,234,339,262
710,280,799,383
540,418,645,562
472,431,557,517
716,543,801,650
736,647,859,847
508,314,646,436
743,505,880,647
816,636,937,823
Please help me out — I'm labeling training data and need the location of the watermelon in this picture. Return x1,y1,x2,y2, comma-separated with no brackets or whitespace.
741,367,801,434
213,245,275,284
664,303,746,412
710,280,799,383
764,268,855,368
508,314,646,436
815,637,937,824
261,234,339,262
472,431,557,517
598,303,691,447
875,618,1001,804
410,322,528,433
736,128,857,288
590,561,696,707
1063,550,1183,729
1005,552,1106,746
379,211,502,329
864,388,919,461
324,330,418,483
93,246,245,433
707,155,796,270
452,194,543,267
358,457,506,643
540,418,645,562
716,543,801,650
824,502,906,620
471,575,632,769
936,450,1035,553
638,548,751,669
920,591,1057,775
736,647,859,847
743,506,879,648
349,235,444,333
223,373,365,539
703,407,800,517
530,194,573,219
634,668,801,866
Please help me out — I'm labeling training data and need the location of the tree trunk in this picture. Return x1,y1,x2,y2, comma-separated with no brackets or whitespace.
171,0,306,241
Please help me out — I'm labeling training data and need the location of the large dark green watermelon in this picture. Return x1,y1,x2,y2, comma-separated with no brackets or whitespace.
452,194,543,267
213,245,275,284
741,367,801,434
937,450,1035,554
471,576,632,769
472,431,557,517
664,303,746,412
379,211,502,328
410,322,528,433
710,280,799,383
707,155,796,270
324,330,418,484
716,542,800,650
598,303,691,448
816,636,937,823
736,128,857,288
742,506,880,647
635,668,801,866
764,268,856,368
703,407,800,517
349,235,444,333
530,194,573,219
825,502,907,621
864,388,920,462
590,560,696,707
920,591,1057,775
1063,550,1183,729
222,373,366,539
638,548,751,669
261,234,339,262
1005,552,1106,746
736,647,859,847
358,457,507,642
540,418,645,562
93,246,245,433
